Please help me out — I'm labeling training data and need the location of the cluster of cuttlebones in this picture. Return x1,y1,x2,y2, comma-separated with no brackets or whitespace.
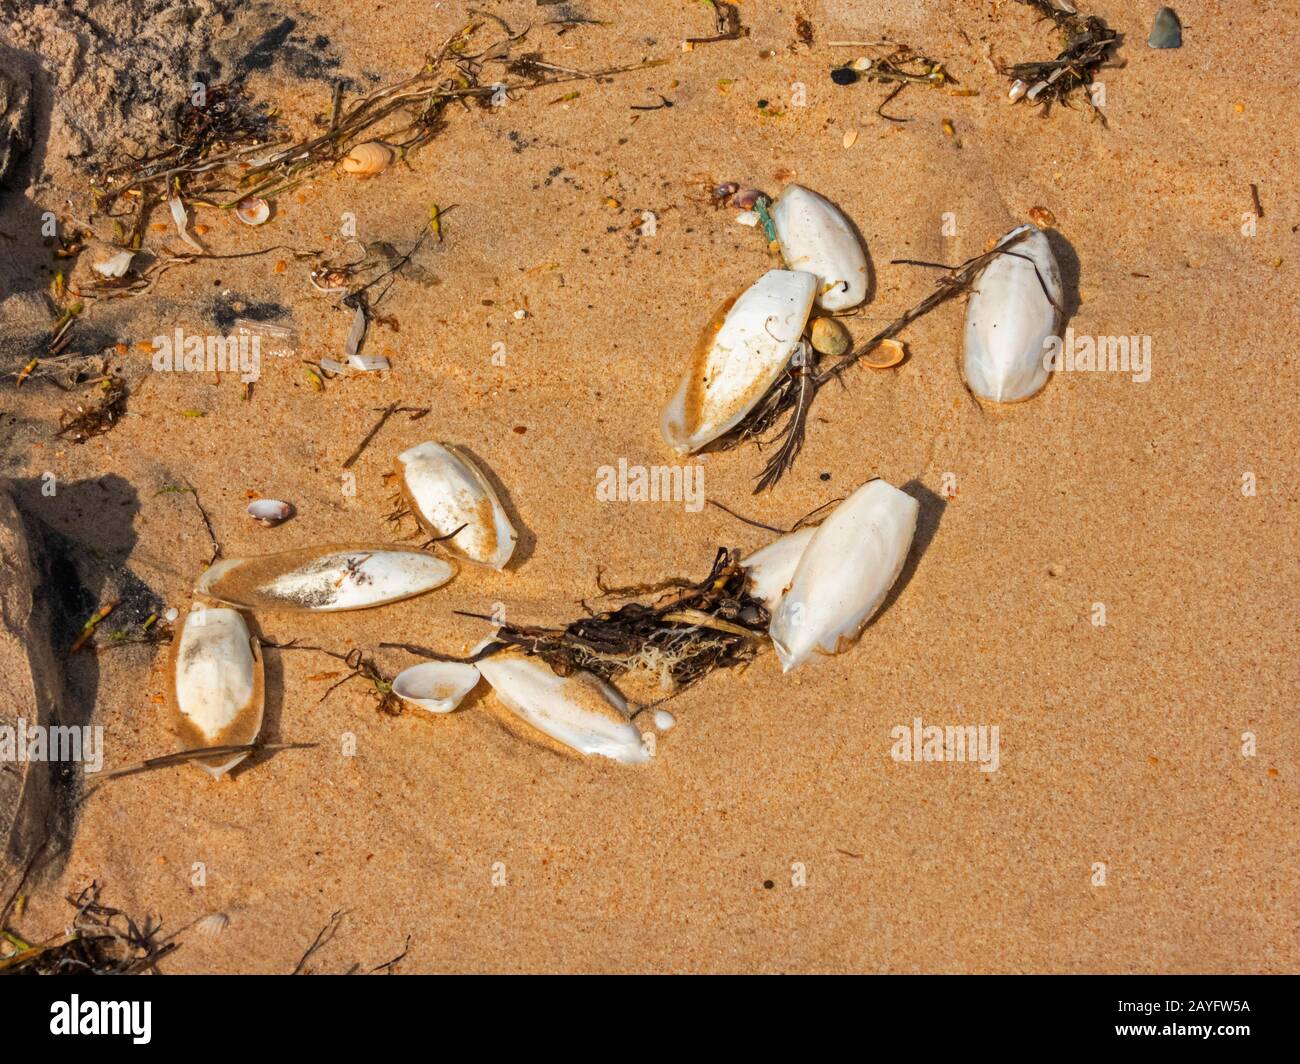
165,176,1065,770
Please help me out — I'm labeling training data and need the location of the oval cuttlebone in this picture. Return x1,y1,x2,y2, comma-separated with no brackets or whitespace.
740,525,816,611
661,269,816,454
770,184,870,311
768,479,918,672
476,648,651,764
167,606,264,778
395,442,518,570
195,544,456,612
963,223,1063,403
391,661,481,714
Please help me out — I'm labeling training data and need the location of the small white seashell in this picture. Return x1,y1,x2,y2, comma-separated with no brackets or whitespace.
1026,79,1050,102
339,141,392,176
168,195,205,253
347,353,390,372
195,545,456,612
246,499,293,526
769,184,869,311
653,709,676,731
164,607,179,622
963,224,1063,403
768,479,918,672
735,210,760,227
391,661,481,714
197,912,230,936
1008,79,1029,103
741,525,816,611
167,606,264,778
395,442,518,570
234,196,271,226
661,269,816,454
92,250,134,278
852,57,873,72
477,649,650,764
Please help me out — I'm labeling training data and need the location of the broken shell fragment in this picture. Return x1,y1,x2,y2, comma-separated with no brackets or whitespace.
962,223,1063,403
340,141,392,176
391,661,481,714
477,648,650,764
1008,79,1029,103
167,606,264,778
234,196,271,226
195,545,455,612
92,250,135,278
246,499,293,526
809,315,851,357
661,269,816,453
768,479,918,672
741,525,816,611
770,184,869,311
395,442,518,569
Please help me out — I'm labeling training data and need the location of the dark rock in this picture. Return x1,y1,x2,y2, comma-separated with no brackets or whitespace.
1148,7,1182,49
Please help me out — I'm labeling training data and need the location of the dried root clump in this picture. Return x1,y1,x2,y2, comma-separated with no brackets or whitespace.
1,884,176,975
1002,0,1121,119
479,548,769,694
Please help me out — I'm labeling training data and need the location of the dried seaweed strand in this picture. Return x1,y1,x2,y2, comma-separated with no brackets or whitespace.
1001,0,1120,120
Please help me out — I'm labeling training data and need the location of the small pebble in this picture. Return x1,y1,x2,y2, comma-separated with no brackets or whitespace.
1148,6,1182,49
830,68,859,86
164,607,179,622
1029,206,1056,228
810,316,851,357
654,709,676,731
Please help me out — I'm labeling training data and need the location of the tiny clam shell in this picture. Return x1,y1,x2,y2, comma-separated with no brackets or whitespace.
246,499,293,525
768,479,918,672
234,196,271,226
197,912,231,936
340,141,392,176
770,184,870,311
167,606,264,778
661,269,816,454
195,545,456,612
391,661,481,714
477,648,650,764
395,442,518,570
732,187,766,210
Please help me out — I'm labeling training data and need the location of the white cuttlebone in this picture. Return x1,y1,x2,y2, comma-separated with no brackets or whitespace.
195,545,456,612
168,606,263,778
740,525,816,611
768,479,918,672
770,184,870,311
391,661,481,714
476,649,651,764
963,224,1063,403
661,269,816,454
395,442,518,570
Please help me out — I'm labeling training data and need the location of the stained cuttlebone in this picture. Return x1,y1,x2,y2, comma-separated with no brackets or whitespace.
770,184,870,311
661,269,816,453
476,648,651,764
768,479,918,672
195,544,456,612
167,606,264,778
740,525,816,611
395,442,518,569
962,224,1063,403
391,661,481,714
